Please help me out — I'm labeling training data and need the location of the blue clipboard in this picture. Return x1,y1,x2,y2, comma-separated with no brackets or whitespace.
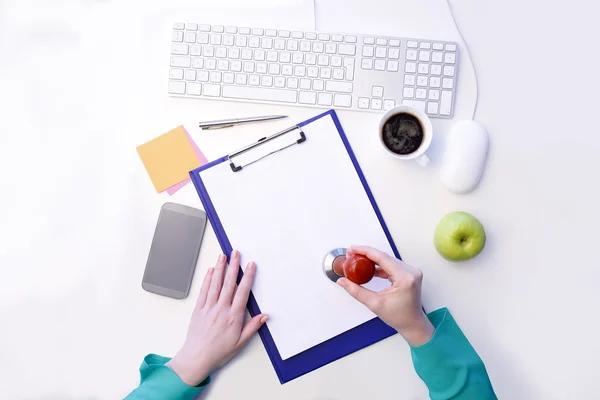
189,110,401,383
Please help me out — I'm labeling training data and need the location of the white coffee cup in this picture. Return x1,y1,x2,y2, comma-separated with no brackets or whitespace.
378,105,433,166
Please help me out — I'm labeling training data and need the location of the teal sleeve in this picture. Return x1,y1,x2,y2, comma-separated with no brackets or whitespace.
124,354,210,400
411,308,497,400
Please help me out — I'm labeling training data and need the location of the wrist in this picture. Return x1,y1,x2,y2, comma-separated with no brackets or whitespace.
396,312,435,347
166,353,213,387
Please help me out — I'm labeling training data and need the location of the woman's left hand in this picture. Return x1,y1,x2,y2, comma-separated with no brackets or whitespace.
166,250,268,386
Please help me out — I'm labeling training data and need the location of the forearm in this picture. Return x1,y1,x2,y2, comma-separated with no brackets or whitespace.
125,354,210,400
411,308,497,400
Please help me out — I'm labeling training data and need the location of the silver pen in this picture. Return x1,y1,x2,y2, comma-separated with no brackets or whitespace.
199,115,288,130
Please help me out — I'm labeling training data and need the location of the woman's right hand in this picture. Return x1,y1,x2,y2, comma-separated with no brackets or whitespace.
336,246,435,347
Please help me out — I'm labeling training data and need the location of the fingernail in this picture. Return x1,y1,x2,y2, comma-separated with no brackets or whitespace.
336,278,346,286
247,262,256,270
260,315,269,324
218,254,226,262
232,249,239,257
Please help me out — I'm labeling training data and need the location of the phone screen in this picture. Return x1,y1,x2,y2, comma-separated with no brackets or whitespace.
143,203,207,298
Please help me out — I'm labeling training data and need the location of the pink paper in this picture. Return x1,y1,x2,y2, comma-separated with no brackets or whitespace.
165,129,209,195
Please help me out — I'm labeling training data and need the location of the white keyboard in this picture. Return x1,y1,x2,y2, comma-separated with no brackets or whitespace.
169,23,459,117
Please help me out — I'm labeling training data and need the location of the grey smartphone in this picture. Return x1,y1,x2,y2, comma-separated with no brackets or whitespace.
142,202,207,299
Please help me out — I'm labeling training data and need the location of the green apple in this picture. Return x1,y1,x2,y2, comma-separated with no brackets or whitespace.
434,211,486,261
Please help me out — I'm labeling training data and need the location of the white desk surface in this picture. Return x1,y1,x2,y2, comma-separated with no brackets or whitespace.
1,0,599,399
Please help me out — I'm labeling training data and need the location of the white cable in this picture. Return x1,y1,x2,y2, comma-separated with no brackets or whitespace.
312,0,317,31
445,0,479,120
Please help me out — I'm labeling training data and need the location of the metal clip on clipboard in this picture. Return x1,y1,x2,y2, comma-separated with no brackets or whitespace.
227,125,306,172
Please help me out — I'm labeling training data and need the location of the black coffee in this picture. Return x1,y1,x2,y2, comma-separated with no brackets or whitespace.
382,113,424,155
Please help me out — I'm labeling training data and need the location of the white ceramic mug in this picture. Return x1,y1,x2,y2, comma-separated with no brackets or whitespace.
378,105,433,166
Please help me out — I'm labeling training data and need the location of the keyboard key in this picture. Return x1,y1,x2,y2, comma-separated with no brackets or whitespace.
235,36,247,47
443,65,455,76
404,75,416,85
197,71,209,82
432,52,443,63
169,69,184,80
300,41,312,52
216,47,227,58
376,38,387,45
363,37,375,44
306,54,317,65
371,98,382,110
223,72,235,84
375,47,387,58
428,89,440,100
210,71,222,83
257,62,268,73
444,53,456,64
318,92,333,106
266,29,277,37
172,31,184,42
430,77,441,87
387,60,399,71
320,67,332,79
442,78,454,89
325,43,337,54
203,46,214,57
286,77,298,89
363,46,374,57
243,61,255,72
313,79,324,90
419,42,431,49
184,69,196,81
326,81,353,93
203,83,221,96
305,32,317,40
274,76,285,87
168,80,186,94
252,28,264,36
274,38,286,50
402,99,426,112
345,35,357,43
374,60,385,70
254,49,266,61
433,43,444,50
333,68,344,79
389,39,400,47
226,26,237,34
268,63,280,74
213,25,224,33
294,65,306,76
334,93,352,107
171,56,191,67
239,27,251,34
317,54,329,66
249,37,260,48
361,59,373,69
184,32,196,43
388,48,400,59
199,24,211,32
307,66,319,77
173,22,185,30
418,63,429,74
278,30,291,38
416,88,427,99
235,73,247,85
261,37,273,49
282,65,293,75
445,43,457,51
223,85,298,103
431,64,442,75
187,82,202,95
280,52,291,63
358,97,369,109
331,56,342,67
192,58,204,69
241,48,253,59
440,91,452,115
318,33,330,41
299,91,317,104
417,76,428,86
407,40,418,48
344,57,355,80
266,50,278,62
383,99,396,110
293,53,305,64
313,41,324,53
249,74,260,86
287,40,299,51
427,101,439,114
231,60,242,71
419,51,430,62
292,31,303,39
300,78,311,89
261,75,273,86
372,86,384,97
197,33,209,44
332,34,343,42
171,43,189,55
190,46,202,56
338,44,356,56
406,50,417,60
403,87,414,98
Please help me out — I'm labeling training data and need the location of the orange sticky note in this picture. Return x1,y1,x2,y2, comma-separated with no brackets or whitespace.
136,126,202,192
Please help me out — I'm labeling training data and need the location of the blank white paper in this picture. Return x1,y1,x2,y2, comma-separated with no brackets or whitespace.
199,114,394,360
